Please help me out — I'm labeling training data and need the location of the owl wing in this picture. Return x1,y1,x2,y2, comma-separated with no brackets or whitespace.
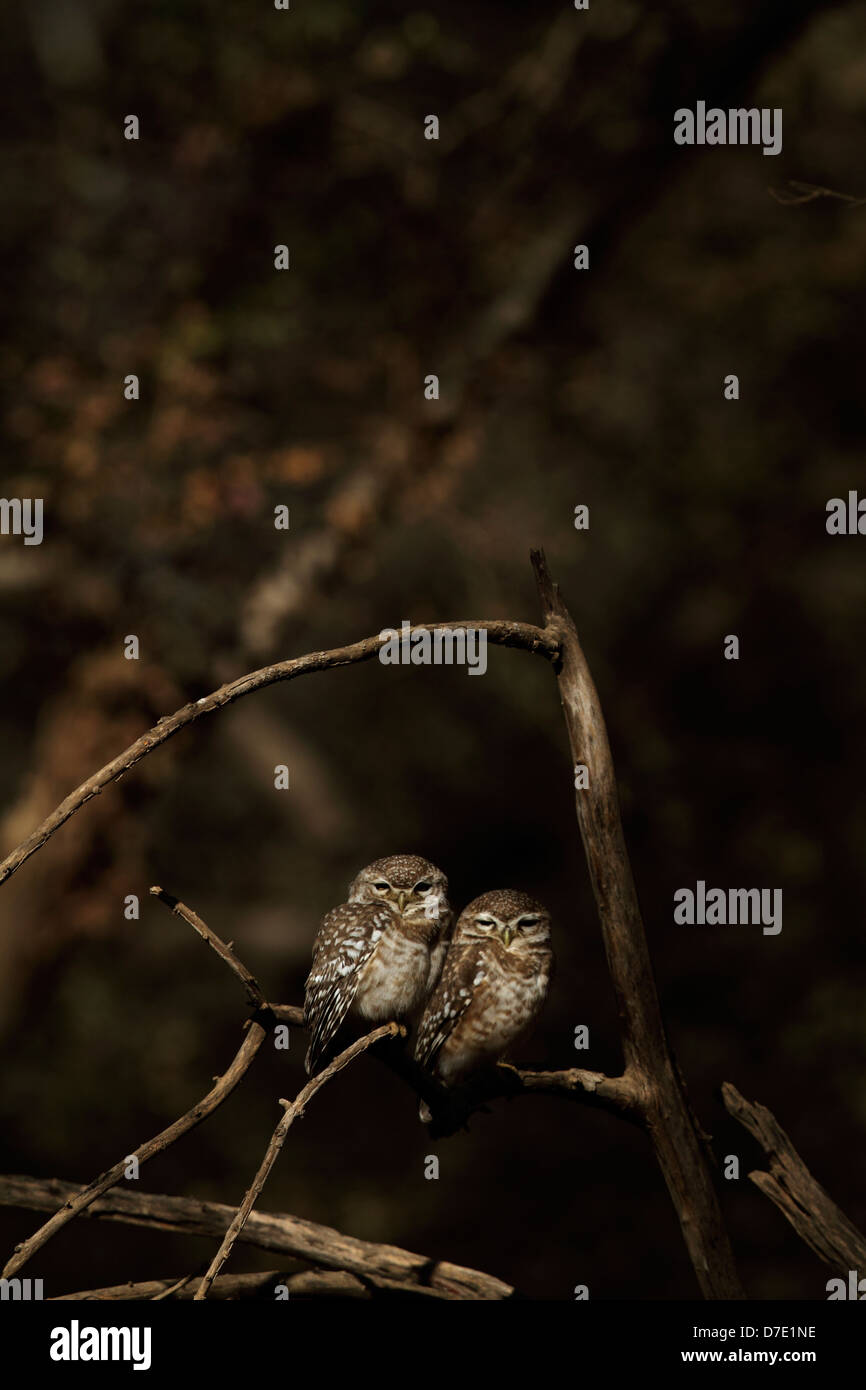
303,901,394,1074
414,942,483,1070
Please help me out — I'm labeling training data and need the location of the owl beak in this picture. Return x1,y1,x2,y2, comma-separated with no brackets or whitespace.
500,926,514,949
395,890,408,912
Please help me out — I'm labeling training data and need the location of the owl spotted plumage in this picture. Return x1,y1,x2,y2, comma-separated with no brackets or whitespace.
414,889,553,1093
304,855,451,1075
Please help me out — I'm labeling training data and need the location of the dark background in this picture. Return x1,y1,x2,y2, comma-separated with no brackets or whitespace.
1,0,865,1300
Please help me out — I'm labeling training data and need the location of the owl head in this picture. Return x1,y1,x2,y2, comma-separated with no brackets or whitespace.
454,889,551,953
349,854,450,927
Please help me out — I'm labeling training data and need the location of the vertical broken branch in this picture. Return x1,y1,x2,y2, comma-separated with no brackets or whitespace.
531,549,745,1299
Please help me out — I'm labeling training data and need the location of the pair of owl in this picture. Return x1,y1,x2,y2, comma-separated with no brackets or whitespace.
303,855,554,1095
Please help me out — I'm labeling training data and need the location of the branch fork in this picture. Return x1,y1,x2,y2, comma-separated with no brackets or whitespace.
7,552,854,1299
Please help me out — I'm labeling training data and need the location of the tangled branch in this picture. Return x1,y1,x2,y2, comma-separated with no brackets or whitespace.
193,1021,403,1299
2,1021,267,1280
1,879,631,1291
3,552,860,1300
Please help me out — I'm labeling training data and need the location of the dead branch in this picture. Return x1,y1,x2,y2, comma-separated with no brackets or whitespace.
194,1021,404,1299
530,549,745,1299
1,887,306,1282
150,884,268,1010
0,619,557,891
359,1024,641,1136
721,1082,866,1276
1,1020,266,1280
769,180,866,207
53,1269,453,1300
0,1175,514,1299
0,554,745,1300
0,554,756,1298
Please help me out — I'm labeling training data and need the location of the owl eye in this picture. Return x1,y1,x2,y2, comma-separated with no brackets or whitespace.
475,917,496,929
516,915,541,928
373,881,390,892
414,881,432,894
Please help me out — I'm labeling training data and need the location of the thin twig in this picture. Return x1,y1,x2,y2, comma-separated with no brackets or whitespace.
770,180,866,208
150,885,267,1009
194,1022,404,1300
150,1267,204,1301
0,621,558,890
1,1022,267,1279
1,880,629,1286
0,554,751,1302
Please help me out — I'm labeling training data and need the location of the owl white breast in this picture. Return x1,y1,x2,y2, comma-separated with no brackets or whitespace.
303,854,451,1074
414,889,553,1088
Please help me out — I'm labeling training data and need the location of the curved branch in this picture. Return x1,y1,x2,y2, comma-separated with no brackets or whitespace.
0,619,558,889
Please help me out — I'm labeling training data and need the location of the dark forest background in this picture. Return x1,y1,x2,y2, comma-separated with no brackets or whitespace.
1,0,865,1300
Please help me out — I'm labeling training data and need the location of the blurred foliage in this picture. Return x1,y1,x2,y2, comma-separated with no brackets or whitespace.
1,0,865,1299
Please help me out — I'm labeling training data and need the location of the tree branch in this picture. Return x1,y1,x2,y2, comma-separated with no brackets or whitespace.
0,1175,515,1299
0,554,751,1299
365,1027,641,1136
194,1022,404,1299
266,1000,640,1131
530,548,745,1299
3,880,628,1284
721,1082,866,1276
0,620,558,890
53,1269,455,1300
150,885,267,1010
1,1020,267,1279
769,180,866,207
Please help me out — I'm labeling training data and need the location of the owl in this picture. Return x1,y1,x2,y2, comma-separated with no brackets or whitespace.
304,854,451,1075
414,889,553,1092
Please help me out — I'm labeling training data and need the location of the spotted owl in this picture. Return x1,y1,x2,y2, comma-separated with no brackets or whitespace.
304,854,451,1075
414,889,553,1091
